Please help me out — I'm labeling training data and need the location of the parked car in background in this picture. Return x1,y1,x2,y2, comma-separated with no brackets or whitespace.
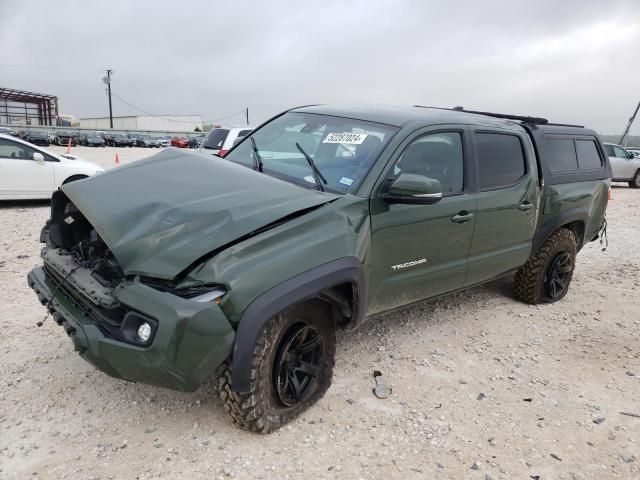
80,132,106,147
128,133,144,145
0,126,19,137
23,130,51,146
55,130,77,146
158,136,171,147
0,133,103,199
188,134,204,149
134,135,161,148
107,134,134,147
198,126,253,157
604,143,640,188
170,136,189,148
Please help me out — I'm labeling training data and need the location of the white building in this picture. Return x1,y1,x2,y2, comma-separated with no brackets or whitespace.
80,115,203,132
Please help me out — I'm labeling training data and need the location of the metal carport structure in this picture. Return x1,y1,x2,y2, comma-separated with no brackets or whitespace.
0,87,58,126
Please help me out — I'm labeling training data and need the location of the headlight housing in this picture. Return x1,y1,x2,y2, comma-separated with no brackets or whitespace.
190,287,227,303
173,284,227,304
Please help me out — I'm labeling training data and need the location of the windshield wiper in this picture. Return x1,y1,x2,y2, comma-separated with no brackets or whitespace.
250,137,264,172
295,142,327,192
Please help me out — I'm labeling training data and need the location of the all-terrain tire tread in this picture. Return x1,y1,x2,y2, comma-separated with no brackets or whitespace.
219,302,335,434
514,228,577,305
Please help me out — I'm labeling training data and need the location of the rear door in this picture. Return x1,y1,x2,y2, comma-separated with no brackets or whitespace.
0,138,54,198
368,126,477,314
465,129,538,286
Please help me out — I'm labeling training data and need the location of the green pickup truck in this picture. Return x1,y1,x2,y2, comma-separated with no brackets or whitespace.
28,105,611,433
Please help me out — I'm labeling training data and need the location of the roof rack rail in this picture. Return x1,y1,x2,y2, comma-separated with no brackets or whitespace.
414,105,549,125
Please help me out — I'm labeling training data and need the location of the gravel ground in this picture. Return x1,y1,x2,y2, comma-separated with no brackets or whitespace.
0,148,639,479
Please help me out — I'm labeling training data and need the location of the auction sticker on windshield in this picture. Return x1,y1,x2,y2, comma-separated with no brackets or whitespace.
322,132,368,144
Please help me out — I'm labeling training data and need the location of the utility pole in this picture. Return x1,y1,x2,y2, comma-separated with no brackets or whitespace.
103,69,114,128
619,100,640,146
245,107,249,126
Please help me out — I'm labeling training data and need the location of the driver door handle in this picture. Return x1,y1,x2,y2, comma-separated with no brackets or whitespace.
451,212,474,224
518,202,534,212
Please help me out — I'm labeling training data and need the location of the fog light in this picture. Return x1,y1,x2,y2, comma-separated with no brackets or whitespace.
137,322,152,343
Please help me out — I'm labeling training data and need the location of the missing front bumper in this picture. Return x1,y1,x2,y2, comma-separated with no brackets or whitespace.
27,266,235,392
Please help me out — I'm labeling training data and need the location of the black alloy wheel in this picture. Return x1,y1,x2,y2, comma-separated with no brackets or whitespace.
274,323,323,407
544,250,573,300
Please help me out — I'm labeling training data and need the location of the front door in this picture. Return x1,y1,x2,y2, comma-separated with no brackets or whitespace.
0,138,53,198
368,128,476,314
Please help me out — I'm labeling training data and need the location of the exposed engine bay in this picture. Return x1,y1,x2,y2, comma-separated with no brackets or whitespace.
46,193,124,288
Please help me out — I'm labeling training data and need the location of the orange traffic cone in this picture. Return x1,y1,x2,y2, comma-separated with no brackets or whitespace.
114,153,120,165
66,137,72,154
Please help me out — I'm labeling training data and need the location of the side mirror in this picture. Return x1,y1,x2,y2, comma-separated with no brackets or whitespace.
381,173,443,205
33,152,45,164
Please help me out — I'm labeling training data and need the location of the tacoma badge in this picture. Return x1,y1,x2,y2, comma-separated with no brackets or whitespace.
391,258,427,271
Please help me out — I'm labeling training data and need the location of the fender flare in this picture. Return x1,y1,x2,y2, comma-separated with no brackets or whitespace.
532,207,589,253
230,256,365,393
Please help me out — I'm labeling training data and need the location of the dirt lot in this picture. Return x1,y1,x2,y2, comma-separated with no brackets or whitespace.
0,148,639,479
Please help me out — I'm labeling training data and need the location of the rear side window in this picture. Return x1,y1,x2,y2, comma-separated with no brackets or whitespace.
202,129,229,150
238,129,252,137
545,137,578,173
575,139,602,170
476,133,526,190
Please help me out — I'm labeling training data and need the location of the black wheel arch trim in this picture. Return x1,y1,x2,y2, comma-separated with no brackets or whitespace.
230,256,365,394
533,207,589,253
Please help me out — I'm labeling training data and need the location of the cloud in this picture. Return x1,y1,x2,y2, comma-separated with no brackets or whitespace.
1,0,638,133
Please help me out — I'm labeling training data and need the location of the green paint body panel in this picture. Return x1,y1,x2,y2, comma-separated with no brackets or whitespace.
28,266,234,391
28,106,611,392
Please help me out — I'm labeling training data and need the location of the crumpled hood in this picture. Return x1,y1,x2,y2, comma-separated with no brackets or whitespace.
61,149,337,279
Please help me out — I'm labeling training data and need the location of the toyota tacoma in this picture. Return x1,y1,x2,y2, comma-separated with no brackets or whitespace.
28,105,611,433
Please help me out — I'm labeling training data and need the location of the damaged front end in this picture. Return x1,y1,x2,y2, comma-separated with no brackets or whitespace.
28,191,235,391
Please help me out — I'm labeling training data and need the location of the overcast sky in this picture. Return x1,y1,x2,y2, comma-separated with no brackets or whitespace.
1,0,639,133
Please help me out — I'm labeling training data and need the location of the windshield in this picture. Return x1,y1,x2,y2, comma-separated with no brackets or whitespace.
225,112,397,193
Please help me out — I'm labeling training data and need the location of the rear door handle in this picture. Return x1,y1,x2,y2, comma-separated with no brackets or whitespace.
451,212,474,224
518,202,534,212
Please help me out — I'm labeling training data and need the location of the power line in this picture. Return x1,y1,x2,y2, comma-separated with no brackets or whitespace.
110,91,246,124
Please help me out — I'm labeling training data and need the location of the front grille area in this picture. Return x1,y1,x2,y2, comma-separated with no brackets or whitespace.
43,263,128,341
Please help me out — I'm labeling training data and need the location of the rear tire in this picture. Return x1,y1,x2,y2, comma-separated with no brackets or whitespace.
514,228,577,304
219,300,335,433
629,170,640,189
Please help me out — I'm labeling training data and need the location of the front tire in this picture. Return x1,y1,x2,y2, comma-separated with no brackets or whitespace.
514,228,577,304
629,170,640,189
219,300,335,433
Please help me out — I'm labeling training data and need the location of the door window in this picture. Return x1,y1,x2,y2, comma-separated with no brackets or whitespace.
476,133,526,189
393,132,464,195
0,138,38,160
613,146,632,159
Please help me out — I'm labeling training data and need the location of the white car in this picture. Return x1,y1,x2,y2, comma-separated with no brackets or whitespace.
198,126,253,157
604,143,640,189
0,134,104,200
